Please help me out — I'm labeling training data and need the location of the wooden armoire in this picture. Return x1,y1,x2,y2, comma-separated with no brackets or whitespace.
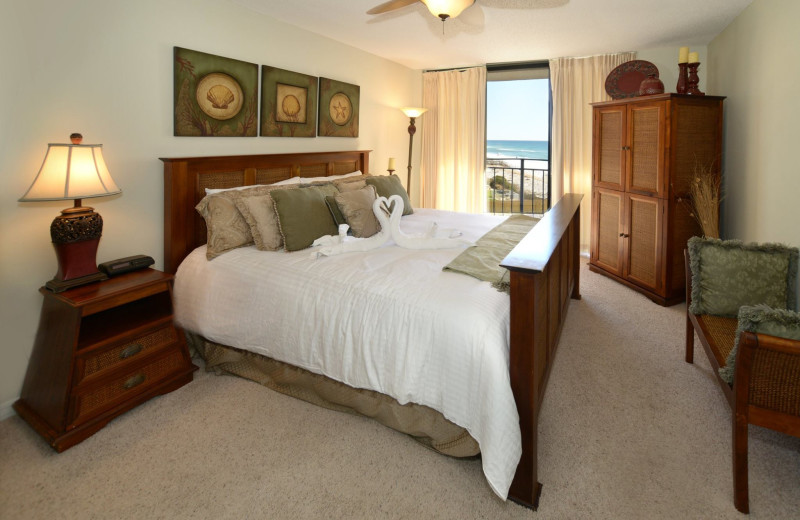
589,93,725,306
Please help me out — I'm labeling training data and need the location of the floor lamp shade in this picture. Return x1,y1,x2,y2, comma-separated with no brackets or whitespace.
19,134,121,292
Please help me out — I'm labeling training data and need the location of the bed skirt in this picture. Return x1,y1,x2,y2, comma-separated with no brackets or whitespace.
186,332,480,458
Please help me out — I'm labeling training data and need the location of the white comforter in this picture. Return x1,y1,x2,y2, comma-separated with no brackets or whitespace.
173,208,521,498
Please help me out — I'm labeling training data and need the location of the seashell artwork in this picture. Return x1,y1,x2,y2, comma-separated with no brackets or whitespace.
261,66,318,138
275,83,308,124
174,47,258,136
207,84,235,109
194,72,244,121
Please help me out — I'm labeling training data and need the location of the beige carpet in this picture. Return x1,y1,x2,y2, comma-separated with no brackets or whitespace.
1,261,798,519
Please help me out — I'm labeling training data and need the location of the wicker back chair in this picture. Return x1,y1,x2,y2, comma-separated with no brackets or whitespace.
684,239,800,514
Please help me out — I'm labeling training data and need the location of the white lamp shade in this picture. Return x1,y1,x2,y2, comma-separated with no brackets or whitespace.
421,0,475,19
19,143,121,202
401,107,428,118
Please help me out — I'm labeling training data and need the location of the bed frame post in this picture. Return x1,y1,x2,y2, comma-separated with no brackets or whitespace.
502,194,583,509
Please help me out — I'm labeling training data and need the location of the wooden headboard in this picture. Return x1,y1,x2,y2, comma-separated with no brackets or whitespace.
161,150,370,273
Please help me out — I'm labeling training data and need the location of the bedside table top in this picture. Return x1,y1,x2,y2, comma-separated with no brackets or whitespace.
41,268,174,310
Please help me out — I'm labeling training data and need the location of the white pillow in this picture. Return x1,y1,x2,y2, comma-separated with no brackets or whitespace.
204,176,301,195
300,170,362,184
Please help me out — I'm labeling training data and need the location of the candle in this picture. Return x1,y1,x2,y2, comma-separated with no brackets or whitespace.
387,157,396,171
688,52,699,64
678,46,689,64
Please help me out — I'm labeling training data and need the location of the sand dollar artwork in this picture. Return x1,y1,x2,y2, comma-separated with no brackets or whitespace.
329,93,352,126
195,73,244,120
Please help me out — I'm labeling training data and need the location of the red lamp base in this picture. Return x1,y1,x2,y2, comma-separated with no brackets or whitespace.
46,238,107,293
45,203,108,293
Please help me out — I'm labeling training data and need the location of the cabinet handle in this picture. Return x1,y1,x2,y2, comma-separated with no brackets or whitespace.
119,343,143,359
123,373,146,390
621,146,630,151
621,233,630,238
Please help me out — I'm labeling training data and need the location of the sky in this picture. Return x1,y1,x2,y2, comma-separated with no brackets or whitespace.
486,79,549,141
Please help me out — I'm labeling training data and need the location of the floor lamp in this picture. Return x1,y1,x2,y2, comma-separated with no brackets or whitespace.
400,107,427,196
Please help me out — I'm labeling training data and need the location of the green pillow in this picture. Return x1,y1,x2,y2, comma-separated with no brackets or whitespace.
325,195,346,228
271,184,338,251
720,304,800,384
688,237,798,317
365,174,413,216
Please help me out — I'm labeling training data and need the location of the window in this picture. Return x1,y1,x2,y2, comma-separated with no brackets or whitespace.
485,63,551,215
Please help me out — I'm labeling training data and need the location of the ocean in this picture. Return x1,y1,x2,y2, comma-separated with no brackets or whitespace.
487,140,549,160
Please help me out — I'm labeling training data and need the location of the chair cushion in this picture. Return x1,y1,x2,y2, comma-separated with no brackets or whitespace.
719,304,800,385
688,237,798,317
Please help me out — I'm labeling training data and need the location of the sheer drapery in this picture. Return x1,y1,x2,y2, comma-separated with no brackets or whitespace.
549,52,636,251
420,66,486,213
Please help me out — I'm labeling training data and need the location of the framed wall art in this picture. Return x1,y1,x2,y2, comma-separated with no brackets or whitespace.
173,47,258,137
260,66,318,137
318,78,360,138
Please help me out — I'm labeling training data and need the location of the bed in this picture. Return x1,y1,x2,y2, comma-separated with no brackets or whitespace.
162,150,582,509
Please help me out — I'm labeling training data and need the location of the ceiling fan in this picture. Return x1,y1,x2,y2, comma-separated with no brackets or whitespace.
367,0,476,22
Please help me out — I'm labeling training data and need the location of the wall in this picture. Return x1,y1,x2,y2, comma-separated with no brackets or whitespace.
707,0,800,249
0,0,421,416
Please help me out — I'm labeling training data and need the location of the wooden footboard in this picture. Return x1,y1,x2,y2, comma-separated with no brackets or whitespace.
502,193,583,509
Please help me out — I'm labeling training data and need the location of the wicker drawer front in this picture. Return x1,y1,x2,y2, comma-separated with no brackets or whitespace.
76,325,178,384
71,350,185,426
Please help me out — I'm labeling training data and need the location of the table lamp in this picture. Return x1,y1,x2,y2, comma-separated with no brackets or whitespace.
400,107,427,197
19,133,121,292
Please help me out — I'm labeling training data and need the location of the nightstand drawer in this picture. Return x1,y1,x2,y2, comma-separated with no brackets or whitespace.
70,350,187,427
75,325,178,385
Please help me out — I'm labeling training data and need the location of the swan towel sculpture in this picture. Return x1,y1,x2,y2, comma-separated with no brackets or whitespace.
312,195,471,258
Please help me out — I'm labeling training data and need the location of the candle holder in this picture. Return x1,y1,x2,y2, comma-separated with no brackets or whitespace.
387,169,395,175
676,62,689,94
686,62,705,96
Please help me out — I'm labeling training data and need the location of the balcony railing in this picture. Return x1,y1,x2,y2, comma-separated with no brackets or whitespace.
486,157,550,215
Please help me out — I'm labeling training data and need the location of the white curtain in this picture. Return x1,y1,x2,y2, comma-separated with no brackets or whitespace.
549,52,636,251
419,66,486,213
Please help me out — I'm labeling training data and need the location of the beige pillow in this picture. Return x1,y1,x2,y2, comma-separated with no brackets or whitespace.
335,185,381,238
234,186,295,251
335,176,368,192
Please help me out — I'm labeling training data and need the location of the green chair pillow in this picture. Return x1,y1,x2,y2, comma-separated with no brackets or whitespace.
720,304,800,384
688,237,799,317
365,174,413,216
271,184,338,252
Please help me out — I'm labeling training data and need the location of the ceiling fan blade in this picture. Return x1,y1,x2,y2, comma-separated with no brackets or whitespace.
367,0,420,15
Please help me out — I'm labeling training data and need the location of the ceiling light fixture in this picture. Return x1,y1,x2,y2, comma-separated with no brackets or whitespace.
420,0,475,21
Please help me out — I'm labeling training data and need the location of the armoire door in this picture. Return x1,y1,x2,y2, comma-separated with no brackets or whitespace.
593,105,626,191
623,193,664,293
590,187,624,277
626,101,666,197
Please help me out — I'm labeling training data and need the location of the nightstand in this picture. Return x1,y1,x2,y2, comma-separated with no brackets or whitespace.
13,268,197,451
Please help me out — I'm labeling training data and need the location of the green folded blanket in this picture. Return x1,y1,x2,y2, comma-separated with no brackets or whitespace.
443,214,540,293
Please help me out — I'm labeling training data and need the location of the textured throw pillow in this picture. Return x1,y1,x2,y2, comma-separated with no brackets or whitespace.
365,174,413,215
271,184,339,251
335,185,381,238
719,304,800,384
234,186,296,251
688,237,799,317
196,193,253,260
335,177,368,192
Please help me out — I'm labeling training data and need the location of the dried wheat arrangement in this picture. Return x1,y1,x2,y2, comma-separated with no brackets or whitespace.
686,162,722,238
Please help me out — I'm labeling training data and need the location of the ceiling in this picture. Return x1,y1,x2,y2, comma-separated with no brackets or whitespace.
231,0,752,70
